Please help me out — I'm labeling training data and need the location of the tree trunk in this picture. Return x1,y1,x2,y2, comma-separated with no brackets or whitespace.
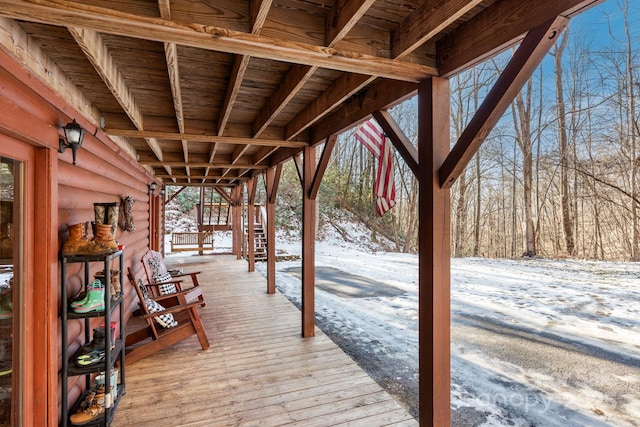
554,30,576,256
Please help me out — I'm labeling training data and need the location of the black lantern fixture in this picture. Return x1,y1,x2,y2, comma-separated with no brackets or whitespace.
160,187,166,196
148,182,158,194
58,119,85,165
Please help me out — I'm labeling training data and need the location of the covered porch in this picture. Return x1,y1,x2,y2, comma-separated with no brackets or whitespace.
113,254,417,426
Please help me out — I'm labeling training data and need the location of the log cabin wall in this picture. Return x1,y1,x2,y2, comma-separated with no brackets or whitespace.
57,129,156,407
0,49,158,422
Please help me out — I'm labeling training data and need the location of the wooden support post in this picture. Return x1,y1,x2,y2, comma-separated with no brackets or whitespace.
265,165,282,294
301,144,317,337
246,178,257,272
299,138,336,337
231,185,244,259
418,77,451,426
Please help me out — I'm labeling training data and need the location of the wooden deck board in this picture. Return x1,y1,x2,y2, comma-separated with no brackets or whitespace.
112,255,417,426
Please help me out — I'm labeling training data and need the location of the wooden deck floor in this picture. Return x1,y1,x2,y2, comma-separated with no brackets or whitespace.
112,255,417,426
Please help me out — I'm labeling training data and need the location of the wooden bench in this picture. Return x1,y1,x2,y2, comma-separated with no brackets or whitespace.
124,268,209,365
170,231,214,253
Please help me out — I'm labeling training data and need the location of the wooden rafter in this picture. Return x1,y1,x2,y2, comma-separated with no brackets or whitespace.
103,130,308,148
141,162,268,169
158,0,184,182
0,0,437,82
439,17,568,188
67,27,172,178
391,0,485,59
286,74,375,140
155,174,247,180
217,0,273,137
67,27,143,129
325,0,376,47
437,0,601,76
255,0,377,140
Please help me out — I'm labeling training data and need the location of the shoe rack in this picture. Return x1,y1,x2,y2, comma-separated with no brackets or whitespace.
60,250,126,427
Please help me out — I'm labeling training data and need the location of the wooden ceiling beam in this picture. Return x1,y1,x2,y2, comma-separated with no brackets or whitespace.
325,0,377,47
437,0,602,77
0,0,437,82
253,64,316,138
68,26,172,177
103,129,308,147
253,146,279,165
218,0,273,136
218,55,251,136
286,74,374,140
202,142,219,185
254,0,375,139
67,27,143,130
158,1,186,182
391,0,485,60
142,162,268,169
439,17,568,189
311,79,418,144
156,174,242,180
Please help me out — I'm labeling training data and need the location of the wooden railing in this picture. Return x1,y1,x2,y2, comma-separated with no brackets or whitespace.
170,231,214,253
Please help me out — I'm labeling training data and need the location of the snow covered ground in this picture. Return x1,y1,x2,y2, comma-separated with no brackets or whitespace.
253,235,640,426
168,230,640,426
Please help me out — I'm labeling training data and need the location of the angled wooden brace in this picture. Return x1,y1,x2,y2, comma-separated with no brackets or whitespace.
439,16,568,189
372,110,419,178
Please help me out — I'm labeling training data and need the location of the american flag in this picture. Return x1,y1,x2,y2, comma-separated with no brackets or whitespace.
355,119,396,216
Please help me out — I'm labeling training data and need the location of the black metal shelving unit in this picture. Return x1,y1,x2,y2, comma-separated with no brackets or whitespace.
60,250,126,427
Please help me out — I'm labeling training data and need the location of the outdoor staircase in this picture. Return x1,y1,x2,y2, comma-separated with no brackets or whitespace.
246,223,267,262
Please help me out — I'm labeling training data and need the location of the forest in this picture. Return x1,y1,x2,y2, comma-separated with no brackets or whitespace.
309,0,640,261
167,1,640,262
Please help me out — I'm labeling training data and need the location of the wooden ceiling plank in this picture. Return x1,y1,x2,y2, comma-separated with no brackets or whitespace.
439,17,568,188
157,174,236,179
437,0,602,76
256,0,375,140
103,129,308,147
325,0,377,48
312,79,418,144
219,0,272,136
218,55,251,136
164,41,185,134
201,141,219,184
142,162,268,169
250,0,273,34
372,110,419,177
392,0,485,60
253,146,279,164
67,27,144,130
0,0,437,82
253,64,317,137
286,74,375,140
157,0,171,20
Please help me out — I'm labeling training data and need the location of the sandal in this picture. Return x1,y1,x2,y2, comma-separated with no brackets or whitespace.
75,349,105,367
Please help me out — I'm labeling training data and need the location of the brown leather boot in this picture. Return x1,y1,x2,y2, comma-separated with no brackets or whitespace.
91,223,118,254
62,223,93,256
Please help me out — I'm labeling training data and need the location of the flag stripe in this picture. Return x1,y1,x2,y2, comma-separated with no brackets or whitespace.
355,119,396,216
